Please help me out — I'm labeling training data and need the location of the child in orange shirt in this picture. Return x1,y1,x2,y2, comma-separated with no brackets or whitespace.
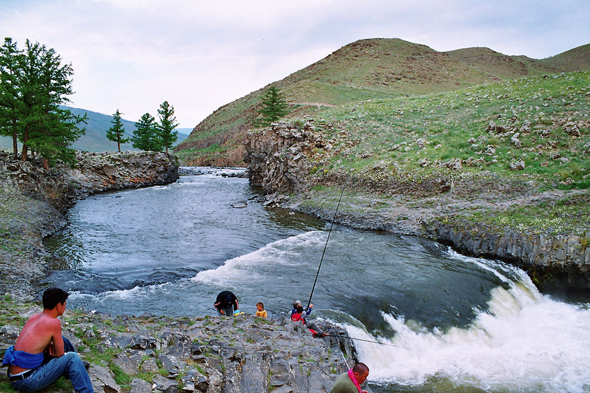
255,302,267,318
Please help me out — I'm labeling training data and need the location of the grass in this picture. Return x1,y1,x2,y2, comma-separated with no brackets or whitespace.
315,72,590,189
465,193,590,237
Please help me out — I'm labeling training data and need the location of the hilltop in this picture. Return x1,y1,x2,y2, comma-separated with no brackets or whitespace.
174,38,590,166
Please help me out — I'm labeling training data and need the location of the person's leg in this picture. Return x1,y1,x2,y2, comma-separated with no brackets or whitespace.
305,321,324,336
11,352,93,393
220,306,233,316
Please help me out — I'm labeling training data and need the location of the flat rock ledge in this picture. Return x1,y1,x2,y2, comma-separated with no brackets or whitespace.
0,306,358,393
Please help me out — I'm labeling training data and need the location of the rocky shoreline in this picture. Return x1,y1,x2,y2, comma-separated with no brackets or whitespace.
0,297,358,393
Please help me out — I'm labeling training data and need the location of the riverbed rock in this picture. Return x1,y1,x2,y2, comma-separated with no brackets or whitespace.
89,364,121,393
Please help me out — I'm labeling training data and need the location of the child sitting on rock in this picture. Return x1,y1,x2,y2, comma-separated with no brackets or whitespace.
255,302,267,318
291,305,326,338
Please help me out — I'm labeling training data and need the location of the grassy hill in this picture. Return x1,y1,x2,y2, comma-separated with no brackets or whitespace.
312,71,590,191
0,107,189,153
174,38,590,166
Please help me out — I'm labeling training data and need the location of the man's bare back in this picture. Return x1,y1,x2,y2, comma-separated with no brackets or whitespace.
11,306,64,374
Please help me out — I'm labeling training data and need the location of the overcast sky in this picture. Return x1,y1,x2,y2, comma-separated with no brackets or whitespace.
1,0,589,129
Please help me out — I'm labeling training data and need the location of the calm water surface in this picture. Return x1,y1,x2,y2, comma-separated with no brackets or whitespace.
44,168,590,393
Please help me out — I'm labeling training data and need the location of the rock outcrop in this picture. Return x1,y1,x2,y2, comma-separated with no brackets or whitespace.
426,220,590,290
0,299,359,393
1,151,179,212
244,121,324,195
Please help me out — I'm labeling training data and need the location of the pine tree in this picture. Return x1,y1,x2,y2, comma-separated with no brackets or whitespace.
0,38,86,166
106,109,129,152
254,86,290,127
132,112,162,151
157,101,178,154
0,38,21,158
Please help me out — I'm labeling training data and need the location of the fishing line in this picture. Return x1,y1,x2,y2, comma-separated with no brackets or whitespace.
326,334,409,349
306,182,347,310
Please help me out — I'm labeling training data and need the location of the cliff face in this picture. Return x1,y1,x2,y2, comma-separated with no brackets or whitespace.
244,121,323,195
0,151,179,298
1,151,179,212
244,122,590,292
427,220,590,290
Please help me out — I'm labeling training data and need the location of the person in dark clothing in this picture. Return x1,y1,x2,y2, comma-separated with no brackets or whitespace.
214,291,239,316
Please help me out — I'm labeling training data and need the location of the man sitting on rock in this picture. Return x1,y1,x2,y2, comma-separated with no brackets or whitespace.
2,288,93,393
331,362,370,393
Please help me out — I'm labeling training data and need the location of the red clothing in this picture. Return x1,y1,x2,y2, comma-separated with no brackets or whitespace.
291,313,318,336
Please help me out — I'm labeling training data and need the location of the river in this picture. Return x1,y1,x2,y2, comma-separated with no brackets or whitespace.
43,168,590,393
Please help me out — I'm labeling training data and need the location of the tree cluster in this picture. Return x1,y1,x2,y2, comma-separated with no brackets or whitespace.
0,37,86,167
108,101,178,154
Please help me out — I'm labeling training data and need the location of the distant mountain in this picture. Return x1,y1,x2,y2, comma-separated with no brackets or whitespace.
174,38,590,166
0,106,189,152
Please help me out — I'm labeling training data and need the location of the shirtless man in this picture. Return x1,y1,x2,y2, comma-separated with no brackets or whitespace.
2,288,93,393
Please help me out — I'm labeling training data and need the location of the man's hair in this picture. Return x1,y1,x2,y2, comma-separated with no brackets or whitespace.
296,305,304,314
353,362,369,374
257,302,264,308
43,288,69,310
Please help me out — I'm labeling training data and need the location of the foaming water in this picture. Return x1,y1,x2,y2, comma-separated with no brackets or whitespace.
347,255,590,393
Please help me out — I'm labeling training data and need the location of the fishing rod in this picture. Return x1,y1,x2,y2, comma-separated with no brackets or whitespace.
306,182,347,310
325,334,409,349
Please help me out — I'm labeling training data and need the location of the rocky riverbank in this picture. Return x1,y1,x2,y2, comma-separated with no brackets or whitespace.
0,150,179,299
0,150,365,393
0,296,357,393
244,121,590,292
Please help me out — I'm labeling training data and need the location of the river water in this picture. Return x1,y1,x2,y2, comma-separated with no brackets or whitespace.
43,168,590,393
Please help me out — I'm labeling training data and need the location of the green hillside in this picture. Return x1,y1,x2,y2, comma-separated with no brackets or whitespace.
312,71,590,191
0,107,189,153
175,38,590,166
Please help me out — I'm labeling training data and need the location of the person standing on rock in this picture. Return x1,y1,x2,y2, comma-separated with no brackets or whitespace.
330,362,370,393
214,291,240,316
2,288,93,393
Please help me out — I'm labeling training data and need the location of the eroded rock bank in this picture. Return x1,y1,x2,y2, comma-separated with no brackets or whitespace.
0,297,358,393
0,150,179,298
244,121,590,291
